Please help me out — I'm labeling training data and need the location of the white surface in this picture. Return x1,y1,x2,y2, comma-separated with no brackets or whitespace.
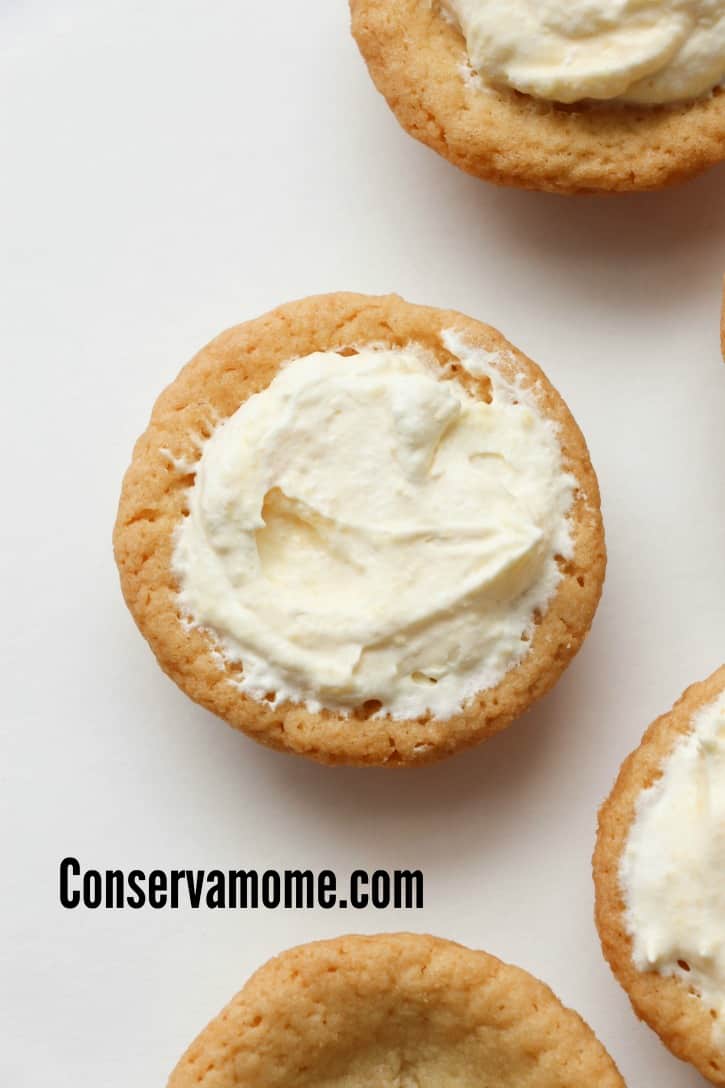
0,2,723,1084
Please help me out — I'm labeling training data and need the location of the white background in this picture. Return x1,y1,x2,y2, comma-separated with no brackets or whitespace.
1,2,723,1084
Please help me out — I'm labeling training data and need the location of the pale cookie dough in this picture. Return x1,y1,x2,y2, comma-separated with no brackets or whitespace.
114,292,605,767
167,934,625,1087
594,665,725,1085
350,0,725,194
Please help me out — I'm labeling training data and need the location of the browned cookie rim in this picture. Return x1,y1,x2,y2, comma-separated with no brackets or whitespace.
594,665,725,1084
350,0,725,194
114,292,605,767
168,933,625,1087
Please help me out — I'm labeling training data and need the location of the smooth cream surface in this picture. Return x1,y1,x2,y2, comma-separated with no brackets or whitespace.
621,690,725,1043
443,0,725,104
172,341,574,719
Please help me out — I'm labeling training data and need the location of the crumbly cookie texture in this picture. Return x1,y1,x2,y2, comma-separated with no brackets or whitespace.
594,665,725,1085
349,0,725,194
167,933,625,1087
114,292,605,767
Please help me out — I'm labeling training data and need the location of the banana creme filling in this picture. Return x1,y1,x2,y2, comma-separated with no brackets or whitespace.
172,340,575,719
442,0,725,105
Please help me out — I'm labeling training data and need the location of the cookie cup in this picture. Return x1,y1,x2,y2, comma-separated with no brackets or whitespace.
114,292,605,766
168,933,624,1087
594,665,725,1085
350,0,725,194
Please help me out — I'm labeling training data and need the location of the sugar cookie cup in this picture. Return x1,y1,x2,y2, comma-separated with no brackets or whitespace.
114,292,605,766
350,0,725,194
594,666,725,1085
168,934,625,1087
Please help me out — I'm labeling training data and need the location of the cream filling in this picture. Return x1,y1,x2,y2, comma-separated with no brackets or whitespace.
171,338,574,719
621,689,725,1045
442,0,725,104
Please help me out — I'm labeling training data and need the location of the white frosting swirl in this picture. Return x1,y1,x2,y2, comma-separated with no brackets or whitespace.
443,0,725,104
172,340,574,719
621,688,725,1044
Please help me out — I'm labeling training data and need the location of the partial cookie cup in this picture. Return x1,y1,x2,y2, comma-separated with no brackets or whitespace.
349,0,725,194
167,933,625,1087
594,666,725,1085
114,292,605,767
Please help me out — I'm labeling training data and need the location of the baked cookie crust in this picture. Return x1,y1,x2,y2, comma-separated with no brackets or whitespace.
167,933,624,1087
350,0,725,194
114,292,605,766
594,665,725,1085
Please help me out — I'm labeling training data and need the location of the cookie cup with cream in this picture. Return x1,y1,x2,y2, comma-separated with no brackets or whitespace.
594,665,725,1084
168,933,624,1087
114,292,605,766
350,0,725,194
